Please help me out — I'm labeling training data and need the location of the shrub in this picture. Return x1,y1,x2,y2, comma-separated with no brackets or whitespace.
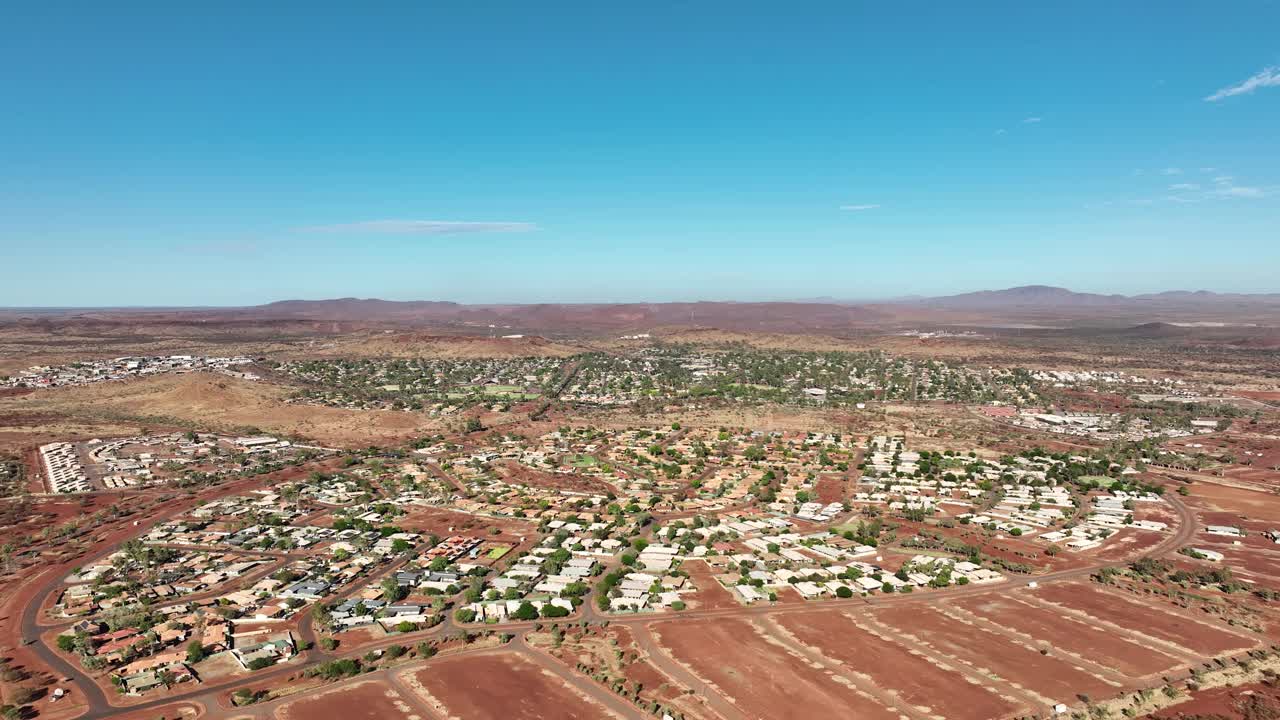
247,656,275,671
513,602,539,621
541,604,570,618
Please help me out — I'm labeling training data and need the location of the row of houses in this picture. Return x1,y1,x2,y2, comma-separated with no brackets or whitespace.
40,442,91,493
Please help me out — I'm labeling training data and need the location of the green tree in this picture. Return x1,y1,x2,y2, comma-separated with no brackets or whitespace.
186,639,208,664
382,576,407,602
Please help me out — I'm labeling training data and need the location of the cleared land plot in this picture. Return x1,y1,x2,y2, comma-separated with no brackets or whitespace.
540,624,719,720
402,652,616,720
682,559,741,610
0,374,442,448
276,679,419,720
1032,582,1257,657
873,604,1116,704
397,506,533,537
950,594,1183,678
775,610,1019,720
1189,482,1280,524
650,617,900,720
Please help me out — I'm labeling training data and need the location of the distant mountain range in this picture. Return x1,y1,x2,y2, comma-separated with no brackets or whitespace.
2,286,1277,335
914,285,1280,310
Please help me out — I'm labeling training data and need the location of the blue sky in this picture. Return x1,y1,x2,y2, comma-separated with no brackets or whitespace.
2,2,1278,306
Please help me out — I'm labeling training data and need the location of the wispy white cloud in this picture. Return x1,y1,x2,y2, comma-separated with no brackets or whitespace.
301,220,538,234
994,128,1007,135
1205,66,1280,102
1165,177,1270,202
1214,185,1265,198
1022,116,1042,124
1110,168,1273,206
839,204,881,211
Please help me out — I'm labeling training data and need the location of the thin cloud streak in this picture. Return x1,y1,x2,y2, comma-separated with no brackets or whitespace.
1103,168,1273,206
301,220,538,234
839,204,881,211
1215,185,1265,198
1205,66,1280,101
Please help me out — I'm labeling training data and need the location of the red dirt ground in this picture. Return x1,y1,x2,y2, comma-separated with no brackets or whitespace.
1211,546,1280,580
1031,583,1257,656
404,652,614,720
603,625,714,718
774,610,1020,720
813,473,846,504
1189,482,1280,524
872,604,1117,703
649,617,901,720
908,521,1088,572
396,505,537,538
948,594,1183,678
1089,529,1168,562
496,461,620,495
1169,434,1280,475
1149,681,1280,719
545,624,717,720
682,559,741,610
1234,391,1280,401
276,679,417,720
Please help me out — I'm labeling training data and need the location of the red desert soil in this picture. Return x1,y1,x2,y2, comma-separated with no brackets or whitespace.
681,559,741,610
949,594,1183,678
650,617,901,720
276,679,419,720
604,626,712,717
1148,681,1280,719
873,604,1117,703
1089,528,1169,562
1233,390,1280,401
774,610,1019,720
1031,583,1257,656
545,625,717,720
317,332,585,359
403,652,615,720
812,473,846,504
1188,482,1280,524
396,506,535,538
495,461,619,494
0,373,443,448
